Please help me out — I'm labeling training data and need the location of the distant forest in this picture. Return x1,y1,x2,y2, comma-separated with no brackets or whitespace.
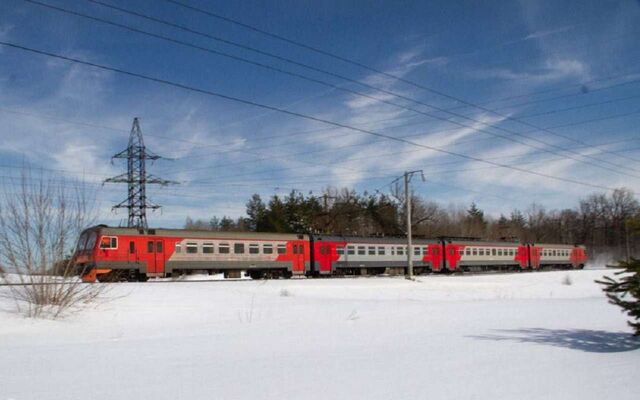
185,187,640,261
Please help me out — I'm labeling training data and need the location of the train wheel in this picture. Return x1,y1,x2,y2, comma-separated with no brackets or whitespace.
248,271,264,280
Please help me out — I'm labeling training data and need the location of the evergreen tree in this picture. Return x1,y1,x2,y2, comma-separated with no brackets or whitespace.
596,259,640,335
465,202,487,237
245,194,267,232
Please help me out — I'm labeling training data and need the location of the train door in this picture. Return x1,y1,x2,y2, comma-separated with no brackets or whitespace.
146,239,166,275
291,240,306,274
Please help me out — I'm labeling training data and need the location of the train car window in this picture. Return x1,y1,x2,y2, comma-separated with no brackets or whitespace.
390,247,395,256
378,246,385,255
277,244,286,254
129,241,135,254
472,248,477,256
86,232,97,250
357,246,365,255
337,246,344,255
219,243,230,254
497,249,502,256
147,241,154,253
368,246,375,255
491,248,496,256
234,243,245,254
249,244,259,254
263,244,273,254
156,242,163,253
203,243,214,254
479,249,484,256
414,247,421,256
347,246,355,255
77,232,88,250
175,243,181,253
100,236,118,249
397,246,404,256
186,242,198,254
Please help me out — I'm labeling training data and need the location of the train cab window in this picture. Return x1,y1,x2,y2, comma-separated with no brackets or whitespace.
357,246,366,255
129,241,135,254
368,246,376,255
378,246,385,255
175,243,181,253
219,243,230,254
277,244,286,254
203,243,214,254
100,236,118,249
156,242,163,253
249,244,260,254
337,246,344,255
147,241,154,253
263,244,273,254
186,242,198,254
234,243,245,254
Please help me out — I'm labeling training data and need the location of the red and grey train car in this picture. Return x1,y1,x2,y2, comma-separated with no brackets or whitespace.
73,225,588,282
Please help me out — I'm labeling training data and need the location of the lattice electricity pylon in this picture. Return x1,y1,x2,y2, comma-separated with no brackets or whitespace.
104,117,177,229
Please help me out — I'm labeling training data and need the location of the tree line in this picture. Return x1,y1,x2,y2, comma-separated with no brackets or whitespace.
185,187,640,261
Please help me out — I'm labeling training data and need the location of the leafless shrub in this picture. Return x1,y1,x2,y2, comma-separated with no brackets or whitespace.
562,274,573,286
0,168,103,318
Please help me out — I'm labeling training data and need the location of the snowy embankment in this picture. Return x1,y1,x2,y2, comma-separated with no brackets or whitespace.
1,269,638,400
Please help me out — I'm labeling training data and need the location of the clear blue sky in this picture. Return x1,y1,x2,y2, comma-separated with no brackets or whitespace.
1,0,639,227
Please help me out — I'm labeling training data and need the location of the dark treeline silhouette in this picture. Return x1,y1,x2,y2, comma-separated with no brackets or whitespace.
184,187,640,261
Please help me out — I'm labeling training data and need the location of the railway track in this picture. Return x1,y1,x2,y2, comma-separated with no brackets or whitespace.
0,267,605,286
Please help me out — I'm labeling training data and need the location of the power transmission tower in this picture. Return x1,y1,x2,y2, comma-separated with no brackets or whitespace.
104,117,176,229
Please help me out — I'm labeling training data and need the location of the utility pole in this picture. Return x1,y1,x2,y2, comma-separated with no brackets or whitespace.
104,117,176,229
394,170,425,279
405,171,413,278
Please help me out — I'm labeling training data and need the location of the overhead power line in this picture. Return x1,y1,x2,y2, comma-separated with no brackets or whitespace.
68,0,640,176
152,0,639,164
0,40,630,193
18,0,640,183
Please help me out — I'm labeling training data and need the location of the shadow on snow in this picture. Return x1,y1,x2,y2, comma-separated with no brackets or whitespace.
469,328,640,353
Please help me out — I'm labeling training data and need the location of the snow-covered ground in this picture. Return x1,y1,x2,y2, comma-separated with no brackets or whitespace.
1,269,638,400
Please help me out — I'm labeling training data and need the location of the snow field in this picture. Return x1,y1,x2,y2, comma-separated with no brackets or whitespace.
1,269,638,400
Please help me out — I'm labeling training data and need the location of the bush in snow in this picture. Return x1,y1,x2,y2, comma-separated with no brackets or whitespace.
0,169,104,319
562,275,573,286
597,259,640,335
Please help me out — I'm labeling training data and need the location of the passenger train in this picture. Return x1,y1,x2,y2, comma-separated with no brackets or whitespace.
73,225,588,282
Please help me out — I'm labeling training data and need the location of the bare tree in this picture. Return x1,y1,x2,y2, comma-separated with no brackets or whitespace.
0,169,103,318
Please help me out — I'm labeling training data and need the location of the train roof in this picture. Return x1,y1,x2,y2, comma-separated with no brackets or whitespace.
312,235,438,244
85,226,307,240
